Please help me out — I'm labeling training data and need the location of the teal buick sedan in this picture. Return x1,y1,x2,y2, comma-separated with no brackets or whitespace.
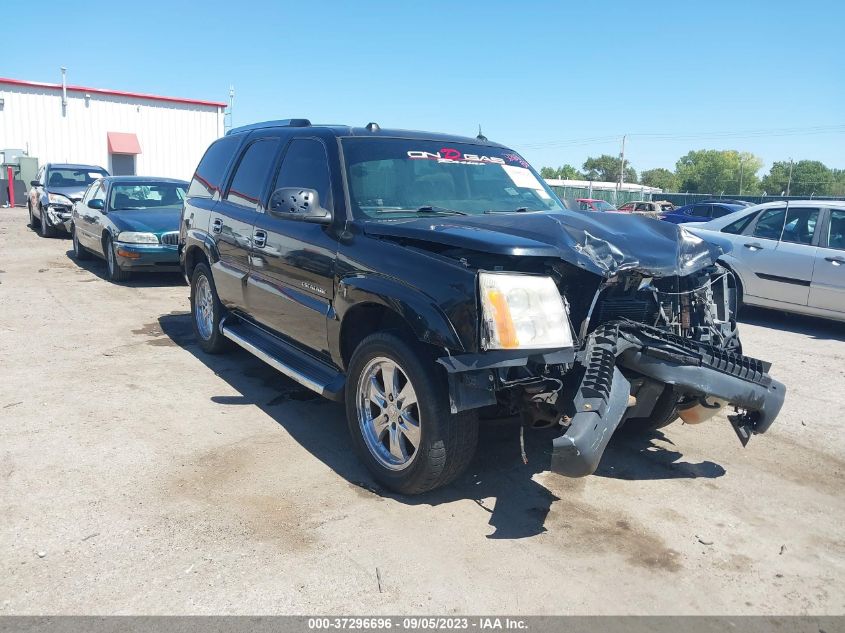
69,176,188,282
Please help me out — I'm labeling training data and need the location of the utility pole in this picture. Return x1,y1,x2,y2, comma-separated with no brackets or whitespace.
618,134,627,198
786,158,794,197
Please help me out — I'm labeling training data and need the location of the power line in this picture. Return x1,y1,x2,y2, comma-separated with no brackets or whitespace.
518,124,845,150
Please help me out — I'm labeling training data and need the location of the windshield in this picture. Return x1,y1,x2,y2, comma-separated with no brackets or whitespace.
46,168,108,188
342,138,564,218
594,200,616,211
109,183,187,210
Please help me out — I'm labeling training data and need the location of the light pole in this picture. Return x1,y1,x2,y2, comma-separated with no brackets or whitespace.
739,156,744,195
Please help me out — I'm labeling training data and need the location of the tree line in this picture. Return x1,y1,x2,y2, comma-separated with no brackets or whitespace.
540,150,845,197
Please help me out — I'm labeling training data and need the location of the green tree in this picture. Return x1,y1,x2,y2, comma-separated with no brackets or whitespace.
540,164,584,180
582,155,637,183
833,169,845,197
640,168,679,192
761,160,834,196
675,150,762,194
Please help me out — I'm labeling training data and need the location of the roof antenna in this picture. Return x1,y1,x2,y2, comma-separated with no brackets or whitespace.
476,124,487,142
365,122,380,132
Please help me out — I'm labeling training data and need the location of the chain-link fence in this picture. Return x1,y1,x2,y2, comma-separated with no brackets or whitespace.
656,193,845,206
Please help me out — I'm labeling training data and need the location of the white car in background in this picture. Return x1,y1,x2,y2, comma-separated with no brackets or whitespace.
685,200,845,322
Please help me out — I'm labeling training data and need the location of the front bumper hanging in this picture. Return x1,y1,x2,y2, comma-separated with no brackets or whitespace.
550,321,786,477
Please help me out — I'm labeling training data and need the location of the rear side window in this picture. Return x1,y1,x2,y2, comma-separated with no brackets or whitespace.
722,212,756,235
780,207,819,245
225,138,282,209
188,136,241,199
273,139,332,209
690,204,711,218
828,210,845,250
711,205,734,219
753,208,786,240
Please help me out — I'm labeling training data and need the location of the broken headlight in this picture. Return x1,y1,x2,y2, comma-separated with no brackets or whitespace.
47,192,73,207
479,272,573,350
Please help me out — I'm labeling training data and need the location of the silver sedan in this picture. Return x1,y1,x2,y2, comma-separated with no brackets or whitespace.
686,200,845,322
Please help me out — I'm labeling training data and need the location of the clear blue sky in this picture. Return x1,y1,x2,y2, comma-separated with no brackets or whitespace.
5,0,844,174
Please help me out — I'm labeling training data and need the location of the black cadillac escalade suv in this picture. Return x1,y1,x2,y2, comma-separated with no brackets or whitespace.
180,119,785,494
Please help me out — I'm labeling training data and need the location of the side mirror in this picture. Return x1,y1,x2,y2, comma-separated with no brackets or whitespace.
31,180,40,187
87,199,105,210
268,187,331,224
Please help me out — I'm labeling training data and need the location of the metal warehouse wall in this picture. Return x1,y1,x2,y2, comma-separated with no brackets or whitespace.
0,83,224,181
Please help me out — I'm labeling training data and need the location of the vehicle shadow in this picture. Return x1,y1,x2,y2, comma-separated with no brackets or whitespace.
740,306,844,342
65,249,185,288
158,312,723,540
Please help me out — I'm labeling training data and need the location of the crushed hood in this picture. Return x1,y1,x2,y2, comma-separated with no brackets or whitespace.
363,211,728,278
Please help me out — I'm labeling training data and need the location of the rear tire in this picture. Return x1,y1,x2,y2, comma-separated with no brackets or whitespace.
190,262,230,354
71,225,91,260
345,332,478,495
104,235,130,281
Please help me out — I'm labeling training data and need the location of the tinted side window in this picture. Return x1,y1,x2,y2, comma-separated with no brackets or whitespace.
274,139,332,209
722,212,756,235
711,205,734,219
828,210,845,250
225,138,282,210
780,207,819,245
753,208,786,240
691,204,711,218
188,136,241,199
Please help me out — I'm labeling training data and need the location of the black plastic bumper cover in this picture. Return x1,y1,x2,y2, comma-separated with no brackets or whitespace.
550,322,786,478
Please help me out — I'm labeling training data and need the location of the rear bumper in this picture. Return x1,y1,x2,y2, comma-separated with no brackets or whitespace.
114,243,180,271
550,322,785,477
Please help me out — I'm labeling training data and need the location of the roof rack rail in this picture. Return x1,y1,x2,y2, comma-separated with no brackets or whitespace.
226,119,312,136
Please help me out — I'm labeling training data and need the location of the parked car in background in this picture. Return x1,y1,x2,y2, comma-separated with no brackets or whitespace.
70,176,188,281
27,163,109,237
576,198,617,212
661,200,744,224
686,200,845,322
178,119,783,495
617,200,675,214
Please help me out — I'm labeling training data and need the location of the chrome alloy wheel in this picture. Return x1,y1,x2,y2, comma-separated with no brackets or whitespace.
357,357,421,471
194,274,214,341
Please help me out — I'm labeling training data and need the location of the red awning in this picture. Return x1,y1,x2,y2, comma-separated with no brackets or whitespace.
107,132,141,155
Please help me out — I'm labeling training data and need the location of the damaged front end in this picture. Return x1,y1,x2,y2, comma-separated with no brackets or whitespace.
436,222,785,478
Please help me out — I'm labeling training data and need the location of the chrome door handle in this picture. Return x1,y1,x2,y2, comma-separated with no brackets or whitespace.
743,242,763,250
253,230,267,248
211,218,223,234
825,256,845,265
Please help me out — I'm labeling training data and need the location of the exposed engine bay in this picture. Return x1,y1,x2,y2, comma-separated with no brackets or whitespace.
435,250,785,478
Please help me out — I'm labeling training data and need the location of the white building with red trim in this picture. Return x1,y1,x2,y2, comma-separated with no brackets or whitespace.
0,76,226,180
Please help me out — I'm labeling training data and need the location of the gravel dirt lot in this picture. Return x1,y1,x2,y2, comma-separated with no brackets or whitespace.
1,206,843,615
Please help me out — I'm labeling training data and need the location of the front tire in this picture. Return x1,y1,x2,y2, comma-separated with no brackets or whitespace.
104,235,130,282
28,203,36,229
39,207,55,238
621,385,679,433
190,262,230,354
71,225,91,260
345,332,478,495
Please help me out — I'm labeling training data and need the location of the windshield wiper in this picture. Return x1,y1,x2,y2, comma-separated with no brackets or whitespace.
484,207,531,214
375,206,468,216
